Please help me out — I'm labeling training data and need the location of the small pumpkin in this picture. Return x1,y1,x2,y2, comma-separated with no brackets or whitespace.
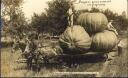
77,13,108,35
91,30,118,52
59,25,91,55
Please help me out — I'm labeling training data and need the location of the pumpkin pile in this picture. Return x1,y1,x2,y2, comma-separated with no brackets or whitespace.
59,13,118,55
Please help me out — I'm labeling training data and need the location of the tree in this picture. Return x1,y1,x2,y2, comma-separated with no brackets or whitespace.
90,8,100,13
1,0,28,39
122,11,127,19
2,0,23,21
31,13,48,34
30,0,74,35
102,9,118,21
46,0,72,35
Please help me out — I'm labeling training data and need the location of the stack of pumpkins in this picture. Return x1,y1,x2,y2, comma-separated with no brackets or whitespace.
59,13,118,55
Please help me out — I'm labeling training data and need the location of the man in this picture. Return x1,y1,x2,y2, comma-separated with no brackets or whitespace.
67,2,75,26
23,37,30,54
106,20,122,61
107,20,118,36
23,37,38,69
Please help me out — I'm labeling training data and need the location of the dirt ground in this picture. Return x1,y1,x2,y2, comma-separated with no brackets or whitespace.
1,34,128,77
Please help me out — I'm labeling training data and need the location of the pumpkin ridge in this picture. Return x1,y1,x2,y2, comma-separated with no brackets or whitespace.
59,25,91,54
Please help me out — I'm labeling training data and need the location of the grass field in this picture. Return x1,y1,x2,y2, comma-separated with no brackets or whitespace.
1,34,128,77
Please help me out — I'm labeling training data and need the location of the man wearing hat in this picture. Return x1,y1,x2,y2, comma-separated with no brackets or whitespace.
107,20,118,36
107,20,122,61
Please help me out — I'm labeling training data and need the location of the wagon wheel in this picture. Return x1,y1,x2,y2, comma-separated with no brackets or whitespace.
27,55,33,70
26,52,36,70
103,53,108,62
31,58,41,72
31,52,43,72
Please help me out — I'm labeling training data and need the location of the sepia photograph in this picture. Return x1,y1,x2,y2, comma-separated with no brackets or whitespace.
1,0,128,77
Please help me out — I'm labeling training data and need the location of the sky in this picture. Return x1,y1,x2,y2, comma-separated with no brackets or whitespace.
22,0,127,19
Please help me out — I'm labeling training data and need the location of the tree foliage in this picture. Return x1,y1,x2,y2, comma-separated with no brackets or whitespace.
2,0,23,20
30,2,128,36
31,13,48,34
31,0,72,35
46,0,72,35
2,0,28,39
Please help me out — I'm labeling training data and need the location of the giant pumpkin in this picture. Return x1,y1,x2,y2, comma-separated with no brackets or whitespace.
59,25,91,55
77,13,108,35
91,30,118,52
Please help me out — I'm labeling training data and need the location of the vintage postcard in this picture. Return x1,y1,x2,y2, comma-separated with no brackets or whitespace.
1,0,128,77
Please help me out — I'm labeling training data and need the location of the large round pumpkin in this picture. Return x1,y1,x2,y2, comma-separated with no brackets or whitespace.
77,13,108,35
59,25,91,55
91,30,118,52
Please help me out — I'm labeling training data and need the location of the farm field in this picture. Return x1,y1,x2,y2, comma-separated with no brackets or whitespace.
1,33,128,77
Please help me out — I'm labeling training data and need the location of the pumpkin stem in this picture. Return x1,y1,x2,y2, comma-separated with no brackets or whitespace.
69,43,75,49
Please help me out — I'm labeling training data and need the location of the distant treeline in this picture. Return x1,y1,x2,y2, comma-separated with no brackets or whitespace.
2,0,128,38
30,0,128,35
